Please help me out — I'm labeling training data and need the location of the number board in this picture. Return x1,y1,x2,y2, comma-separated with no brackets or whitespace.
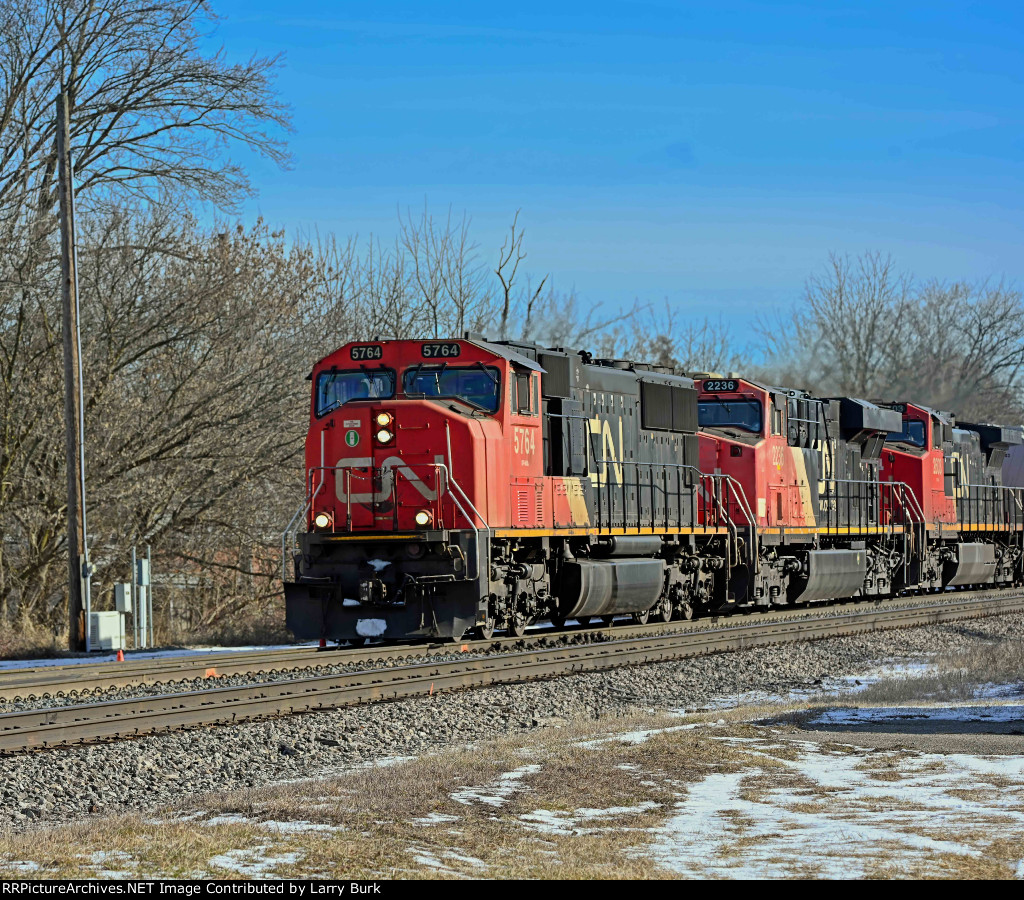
350,345,383,361
703,379,738,392
421,342,461,359
890,403,906,413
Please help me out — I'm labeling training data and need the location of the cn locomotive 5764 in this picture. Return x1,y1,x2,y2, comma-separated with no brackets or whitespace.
283,335,1024,643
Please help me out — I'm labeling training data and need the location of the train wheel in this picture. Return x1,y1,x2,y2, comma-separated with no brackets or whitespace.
678,601,694,621
508,614,527,638
654,597,673,623
600,616,616,627
632,609,650,625
477,616,496,640
576,616,593,628
549,612,567,629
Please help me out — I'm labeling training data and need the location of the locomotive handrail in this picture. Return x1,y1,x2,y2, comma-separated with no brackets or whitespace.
957,483,1024,530
819,477,924,530
281,467,326,584
282,430,329,585
884,479,927,536
711,471,758,566
305,460,488,582
590,458,698,529
588,457,758,566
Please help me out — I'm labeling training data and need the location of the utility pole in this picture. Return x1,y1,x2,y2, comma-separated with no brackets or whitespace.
56,91,90,651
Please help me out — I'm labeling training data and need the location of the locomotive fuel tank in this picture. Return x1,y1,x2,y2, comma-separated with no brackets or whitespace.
788,549,867,604
557,558,666,619
943,543,996,587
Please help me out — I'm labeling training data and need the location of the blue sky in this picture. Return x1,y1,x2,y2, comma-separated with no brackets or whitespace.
206,1,1024,339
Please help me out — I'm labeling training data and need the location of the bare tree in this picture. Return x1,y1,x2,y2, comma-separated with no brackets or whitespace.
495,210,526,340
0,0,290,238
616,302,736,373
0,210,313,631
757,252,1024,421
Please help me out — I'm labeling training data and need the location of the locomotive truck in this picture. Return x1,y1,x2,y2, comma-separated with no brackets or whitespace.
283,335,1024,643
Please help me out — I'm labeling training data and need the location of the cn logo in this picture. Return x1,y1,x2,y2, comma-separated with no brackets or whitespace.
334,455,446,503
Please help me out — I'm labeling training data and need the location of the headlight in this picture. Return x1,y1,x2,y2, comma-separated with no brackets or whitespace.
376,428,394,443
314,512,332,529
414,510,432,527
375,412,393,427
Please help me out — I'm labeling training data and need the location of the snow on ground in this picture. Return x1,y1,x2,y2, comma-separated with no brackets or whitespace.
410,812,461,827
642,734,1024,878
693,659,941,712
208,847,304,877
201,815,338,833
406,846,487,876
577,720,719,749
520,802,662,836
809,703,1024,727
0,643,319,670
82,850,135,879
451,763,542,808
0,860,40,873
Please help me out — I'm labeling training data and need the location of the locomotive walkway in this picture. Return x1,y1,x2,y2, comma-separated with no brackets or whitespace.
1,589,1022,754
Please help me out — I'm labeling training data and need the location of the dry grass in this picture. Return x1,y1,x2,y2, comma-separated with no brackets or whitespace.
3,687,1024,879
840,636,1024,705
0,704,1019,880
0,621,67,661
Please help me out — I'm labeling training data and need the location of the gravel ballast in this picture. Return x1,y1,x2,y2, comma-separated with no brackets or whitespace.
0,612,1021,831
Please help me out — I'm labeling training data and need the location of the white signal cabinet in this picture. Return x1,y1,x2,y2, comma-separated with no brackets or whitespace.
88,611,125,651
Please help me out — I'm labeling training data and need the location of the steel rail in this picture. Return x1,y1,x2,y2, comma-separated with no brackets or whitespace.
0,647,330,695
1,591,1021,755
2,587,1020,698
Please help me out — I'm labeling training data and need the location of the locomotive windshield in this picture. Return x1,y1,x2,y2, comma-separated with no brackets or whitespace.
403,365,501,412
885,419,926,448
315,368,395,417
698,398,763,434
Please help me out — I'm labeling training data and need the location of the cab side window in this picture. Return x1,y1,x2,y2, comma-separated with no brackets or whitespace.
512,372,537,415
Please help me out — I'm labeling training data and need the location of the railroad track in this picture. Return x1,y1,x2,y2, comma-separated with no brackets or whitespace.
1,590,1021,755
0,588,1008,700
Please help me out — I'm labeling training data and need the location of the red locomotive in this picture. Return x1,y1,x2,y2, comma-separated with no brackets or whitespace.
283,336,1024,643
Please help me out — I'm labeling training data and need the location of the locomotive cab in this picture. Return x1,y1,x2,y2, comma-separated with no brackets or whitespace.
696,378,820,528
286,337,545,642
877,402,957,526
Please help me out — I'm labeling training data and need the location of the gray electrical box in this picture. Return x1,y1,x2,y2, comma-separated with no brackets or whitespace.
136,559,150,586
114,582,132,613
89,612,125,651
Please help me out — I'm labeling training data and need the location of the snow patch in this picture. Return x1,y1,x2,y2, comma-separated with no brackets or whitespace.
578,720,715,749
639,736,1024,878
407,846,477,877
451,763,541,808
809,703,1024,727
203,815,338,833
342,598,361,608
410,812,461,827
355,618,387,637
0,861,41,874
84,850,135,879
521,802,661,836
208,847,304,876
0,642,318,670
203,814,250,827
